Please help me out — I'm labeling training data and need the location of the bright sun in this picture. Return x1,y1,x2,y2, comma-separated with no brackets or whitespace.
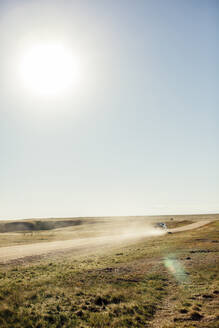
18,43,81,97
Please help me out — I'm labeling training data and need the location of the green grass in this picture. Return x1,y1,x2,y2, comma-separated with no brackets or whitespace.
0,220,218,327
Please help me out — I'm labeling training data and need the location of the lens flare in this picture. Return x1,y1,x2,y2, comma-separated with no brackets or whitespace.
164,255,189,283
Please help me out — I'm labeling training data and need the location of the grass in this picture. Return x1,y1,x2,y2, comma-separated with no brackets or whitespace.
0,218,218,327
165,220,193,229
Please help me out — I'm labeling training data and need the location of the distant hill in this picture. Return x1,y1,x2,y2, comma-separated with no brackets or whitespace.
0,219,87,233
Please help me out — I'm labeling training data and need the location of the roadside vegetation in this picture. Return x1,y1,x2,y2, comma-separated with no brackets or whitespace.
165,220,193,229
0,219,218,327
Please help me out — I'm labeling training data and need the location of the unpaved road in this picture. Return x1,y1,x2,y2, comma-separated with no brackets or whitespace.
0,220,212,264
0,235,120,264
168,220,211,233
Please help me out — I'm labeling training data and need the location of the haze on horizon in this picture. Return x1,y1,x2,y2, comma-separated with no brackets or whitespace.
0,0,218,219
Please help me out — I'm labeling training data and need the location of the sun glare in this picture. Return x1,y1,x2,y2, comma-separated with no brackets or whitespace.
18,43,81,97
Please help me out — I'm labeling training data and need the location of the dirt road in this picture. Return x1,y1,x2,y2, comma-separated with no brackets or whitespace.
0,235,119,264
0,220,212,264
168,220,211,233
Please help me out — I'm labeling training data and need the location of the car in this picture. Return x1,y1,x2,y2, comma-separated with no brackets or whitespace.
155,222,167,230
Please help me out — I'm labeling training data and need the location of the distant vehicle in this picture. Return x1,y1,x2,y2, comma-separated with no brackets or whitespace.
155,222,167,230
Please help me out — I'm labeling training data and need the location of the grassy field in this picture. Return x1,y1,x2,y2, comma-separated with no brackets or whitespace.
0,217,218,327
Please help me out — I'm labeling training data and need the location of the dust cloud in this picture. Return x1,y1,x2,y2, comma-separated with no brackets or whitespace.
75,217,167,247
0,218,167,263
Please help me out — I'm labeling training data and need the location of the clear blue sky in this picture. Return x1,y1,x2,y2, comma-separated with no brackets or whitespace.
0,0,218,219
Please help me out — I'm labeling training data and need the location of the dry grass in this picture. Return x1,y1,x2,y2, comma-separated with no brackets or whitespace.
0,218,218,327
165,220,193,229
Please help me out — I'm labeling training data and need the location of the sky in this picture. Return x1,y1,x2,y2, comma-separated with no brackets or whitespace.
0,0,218,219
